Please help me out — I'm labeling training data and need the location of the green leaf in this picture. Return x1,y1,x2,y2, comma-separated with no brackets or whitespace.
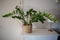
43,12,57,23
2,13,13,17
2,6,57,25
12,16,22,20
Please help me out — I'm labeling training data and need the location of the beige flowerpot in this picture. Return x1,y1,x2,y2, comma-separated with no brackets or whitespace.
23,25,32,33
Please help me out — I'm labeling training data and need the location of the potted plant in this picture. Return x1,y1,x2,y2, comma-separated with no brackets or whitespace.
2,6,57,33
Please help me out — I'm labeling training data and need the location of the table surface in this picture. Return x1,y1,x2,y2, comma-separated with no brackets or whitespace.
21,29,58,36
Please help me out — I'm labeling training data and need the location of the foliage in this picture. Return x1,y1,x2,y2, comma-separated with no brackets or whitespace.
2,6,57,25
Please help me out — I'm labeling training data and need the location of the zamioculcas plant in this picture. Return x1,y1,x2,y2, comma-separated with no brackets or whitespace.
2,6,57,33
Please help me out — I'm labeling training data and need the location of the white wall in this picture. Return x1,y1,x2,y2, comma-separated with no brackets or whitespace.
0,0,22,40
0,0,60,40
